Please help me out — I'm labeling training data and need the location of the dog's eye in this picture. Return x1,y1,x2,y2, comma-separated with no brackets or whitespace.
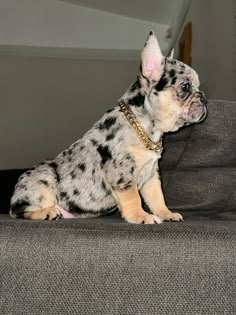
181,82,191,93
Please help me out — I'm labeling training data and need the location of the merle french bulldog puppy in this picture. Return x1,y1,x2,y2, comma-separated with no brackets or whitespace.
10,31,207,224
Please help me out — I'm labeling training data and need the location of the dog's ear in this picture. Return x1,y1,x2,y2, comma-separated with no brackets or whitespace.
141,31,164,82
168,48,174,59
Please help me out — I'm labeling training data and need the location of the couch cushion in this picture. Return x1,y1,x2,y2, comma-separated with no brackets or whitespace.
160,99,236,212
0,213,235,315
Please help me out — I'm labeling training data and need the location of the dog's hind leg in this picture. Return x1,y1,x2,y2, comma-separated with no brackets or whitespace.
10,184,62,220
23,207,62,220
10,164,61,220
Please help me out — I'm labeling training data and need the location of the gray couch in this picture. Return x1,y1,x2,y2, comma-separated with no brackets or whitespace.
0,99,235,314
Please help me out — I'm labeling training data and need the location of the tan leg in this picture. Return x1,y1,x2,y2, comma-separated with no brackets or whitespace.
140,174,183,221
112,185,162,224
24,207,62,220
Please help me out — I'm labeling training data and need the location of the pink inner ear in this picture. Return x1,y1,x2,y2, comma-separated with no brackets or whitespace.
143,50,161,80
142,34,163,81
146,60,156,71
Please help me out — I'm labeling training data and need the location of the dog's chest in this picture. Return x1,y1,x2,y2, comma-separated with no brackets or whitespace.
128,145,160,189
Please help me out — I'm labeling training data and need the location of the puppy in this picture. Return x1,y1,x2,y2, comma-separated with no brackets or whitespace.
10,31,207,224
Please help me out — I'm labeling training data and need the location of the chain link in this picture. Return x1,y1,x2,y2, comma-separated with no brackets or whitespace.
119,101,163,153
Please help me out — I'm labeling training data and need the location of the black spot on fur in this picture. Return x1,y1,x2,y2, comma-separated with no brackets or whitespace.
89,193,95,202
70,171,76,179
130,167,134,174
39,195,44,203
106,108,115,114
155,75,169,91
91,139,98,146
60,192,68,199
106,133,115,141
136,79,141,89
68,149,72,155
171,76,177,85
130,82,137,92
62,151,66,156
101,179,107,191
67,202,81,214
117,177,124,185
39,180,49,186
11,200,30,218
49,162,60,183
130,80,141,92
128,93,145,107
97,145,112,165
169,69,176,78
92,169,95,176
98,117,117,130
73,189,80,196
179,70,184,74
78,163,86,172
101,179,110,196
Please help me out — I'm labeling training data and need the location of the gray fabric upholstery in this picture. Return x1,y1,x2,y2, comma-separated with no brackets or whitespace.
160,99,236,212
0,213,236,315
0,99,236,314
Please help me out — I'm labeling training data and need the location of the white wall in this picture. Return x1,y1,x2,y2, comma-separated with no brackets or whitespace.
0,56,139,169
0,0,235,169
0,0,169,55
178,0,236,101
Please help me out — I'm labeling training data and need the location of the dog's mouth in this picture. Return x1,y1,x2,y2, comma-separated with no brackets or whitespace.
198,107,208,122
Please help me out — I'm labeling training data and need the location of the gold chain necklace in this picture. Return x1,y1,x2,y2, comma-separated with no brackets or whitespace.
119,101,163,153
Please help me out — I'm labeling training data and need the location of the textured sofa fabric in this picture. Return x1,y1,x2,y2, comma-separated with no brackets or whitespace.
0,99,236,314
160,99,236,212
0,213,236,315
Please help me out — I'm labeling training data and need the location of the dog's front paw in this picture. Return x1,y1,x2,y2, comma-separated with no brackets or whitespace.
170,212,183,221
43,207,62,220
159,210,183,222
141,214,163,224
124,212,163,224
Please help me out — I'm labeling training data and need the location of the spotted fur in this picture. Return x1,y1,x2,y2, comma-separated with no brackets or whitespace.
10,31,207,223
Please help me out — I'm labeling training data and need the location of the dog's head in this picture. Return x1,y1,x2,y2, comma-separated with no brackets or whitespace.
121,31,207,133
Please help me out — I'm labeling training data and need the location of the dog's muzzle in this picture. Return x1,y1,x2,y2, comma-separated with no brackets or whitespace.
198,91,208,122
198,108,207,122
184,90,208,124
